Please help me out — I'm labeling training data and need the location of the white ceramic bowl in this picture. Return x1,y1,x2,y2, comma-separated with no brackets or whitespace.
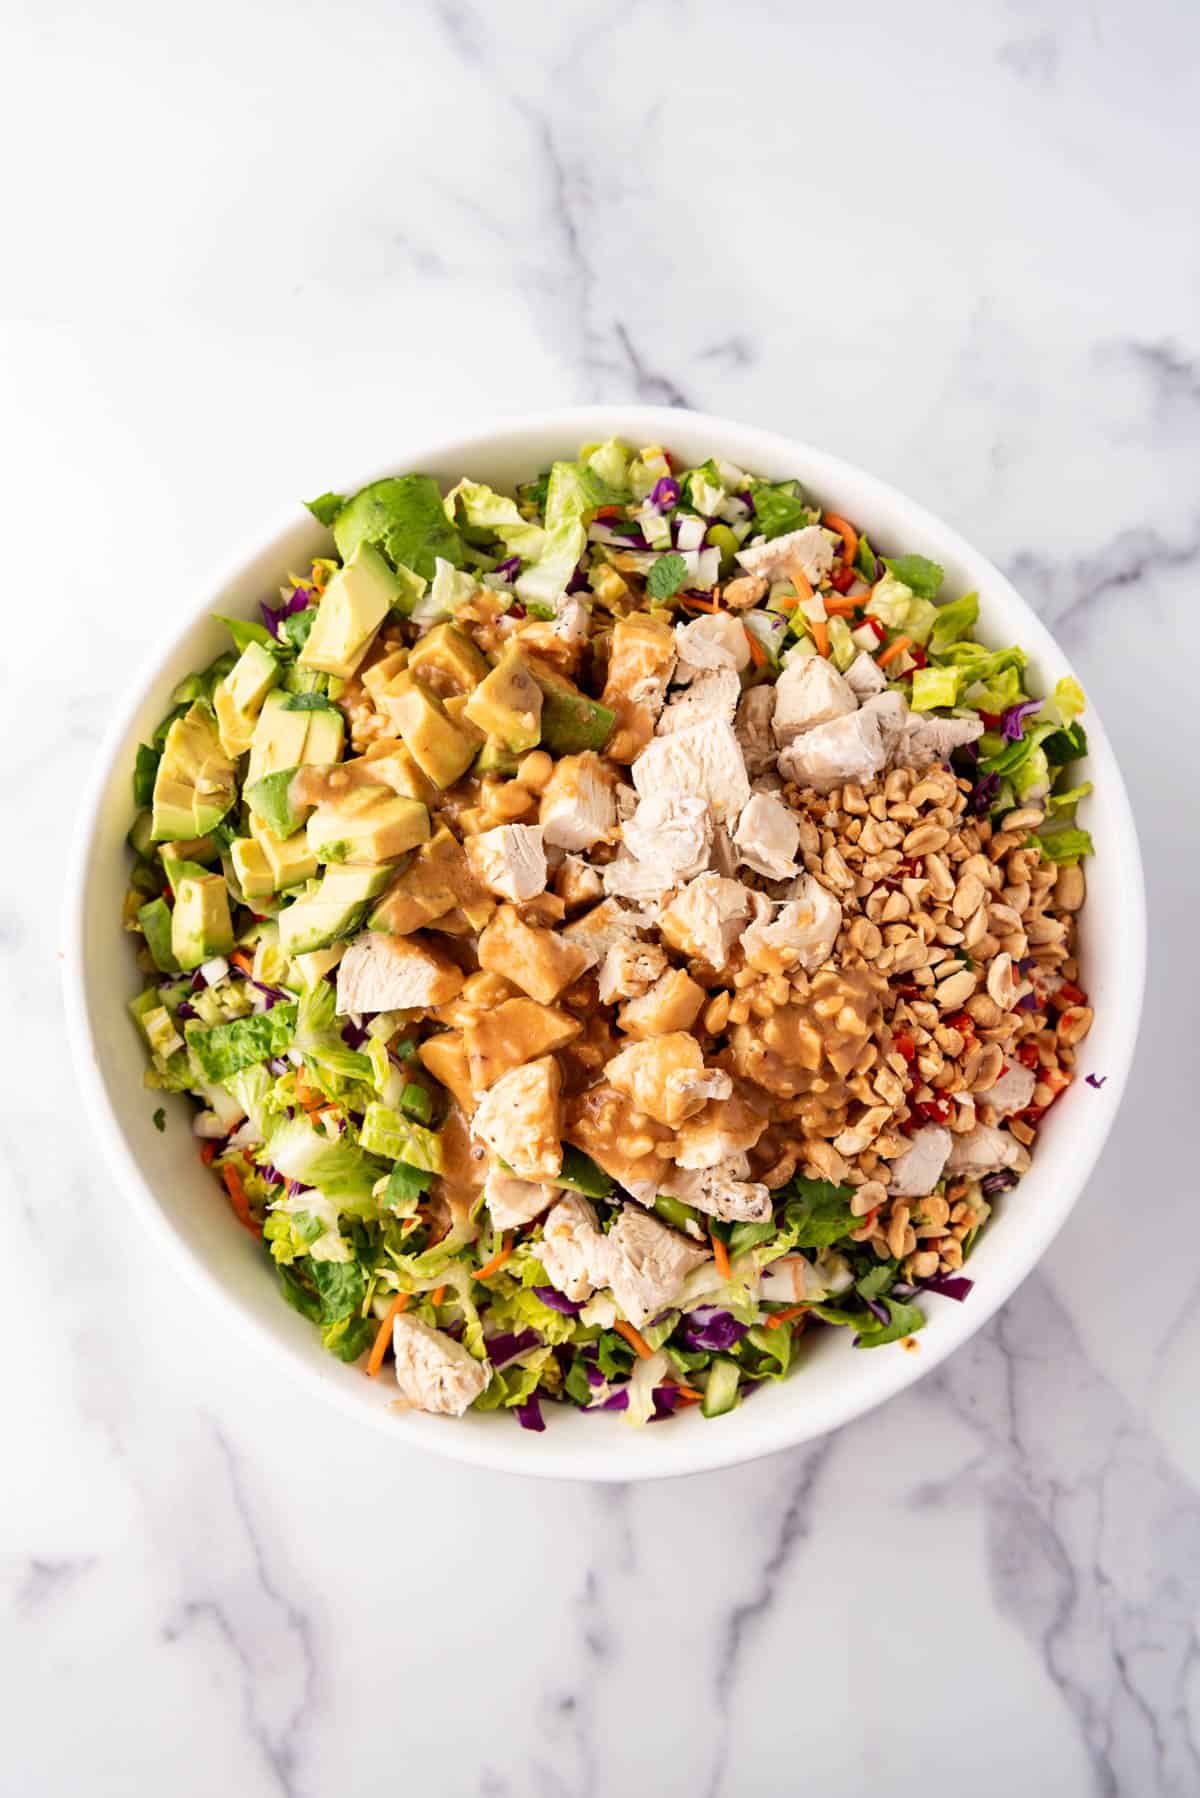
63,406,1145,1481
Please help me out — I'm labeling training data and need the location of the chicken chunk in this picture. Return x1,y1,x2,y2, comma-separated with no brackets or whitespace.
391,1314,488,1417
483,1164,561,1230
418,1030,477,1113
617,968,707,1038
561,897,648,971
733,791,801,880
604,792,711,901
464,998,581,1092
605,1205,711,1328
465,824,548,903
673,612,751,682
553,854,604,910
470,1055,563,1180
336,931,465,1016
742,874,842,973
602,613,678,762
477,905,590,1004
944,1122,1021,1177
735,684,778,778
979,1061,1037,1117
887,1125,953,1198
655,667,742,735
735,524,835,586
564,1082,675,1190
537,1192,611,1302
898,711,985,771
671,1088,771,1170
658,873,753,971
845,649,887,701
605,1033,732,1129
597,937,668,1006
777,701,890,792
631,718,751,823
772,655,859,746
659,1154,771,1222
539,752,617,851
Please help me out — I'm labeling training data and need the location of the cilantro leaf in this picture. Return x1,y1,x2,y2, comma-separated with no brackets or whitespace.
748,481,813,540
646,553,689,600
882,554,944,599
280,608,316,652
152,1106,166,1133
780,1175,860,1251
282,690,339,712
854,1295,926,1348
383,1160,433,1214
305,492,345,528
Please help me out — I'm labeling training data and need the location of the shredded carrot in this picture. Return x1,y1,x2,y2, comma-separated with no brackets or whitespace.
670,1382,705,1402
680,593,720,613
430,1284,446,1309
221,1162,261,1238
822,595,863,617
778,594,799,612
877,634,913,669
711,1232,732,1282
199,1141,217,1167
475,1236,513,1282
789,566,814,602
744,626,767,669
594,504,622,520
229,949,255,976
613,1319,654,1360
367,1291,410,1378
811,617,830,659
765,1304,808,1330
822,511,859,572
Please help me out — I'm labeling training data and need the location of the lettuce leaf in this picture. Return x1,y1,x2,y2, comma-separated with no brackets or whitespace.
443,479,547,562
333,475,464,580
929,591,978,652
778,1176,859,1251
882,554,943,599
748,481,813,540
184,1005,298,1082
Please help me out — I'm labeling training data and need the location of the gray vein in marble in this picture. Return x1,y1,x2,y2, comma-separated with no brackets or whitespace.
996,29,1060,88
1006,515,1200,642
15,1555,97,1613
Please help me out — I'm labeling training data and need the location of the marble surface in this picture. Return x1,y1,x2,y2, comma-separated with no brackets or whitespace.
5,0,1198,1791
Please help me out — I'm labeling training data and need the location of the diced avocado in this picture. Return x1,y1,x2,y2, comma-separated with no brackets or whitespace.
245,766,310,838
525,655,614,753
408,623,489,695
133,743,160,808
168,833,219,863
381,672,477,788
302,705,345,766
159,850,211,891
362,648,409,697
293,945,345,989
137,897,180,973
298,542,400,679
277,863,392,955
171,869,235,971
230,837,276,899
253,821,319,889
213,641,280,757
368,825,494,935
464,646,543,752
127,809,155,859
151,703,238,842
353,741,436,806
306,786,430,865
474,738,522,776
247,690,310,786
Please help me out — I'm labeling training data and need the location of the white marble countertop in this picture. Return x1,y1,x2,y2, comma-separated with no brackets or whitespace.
5,1,1198,1792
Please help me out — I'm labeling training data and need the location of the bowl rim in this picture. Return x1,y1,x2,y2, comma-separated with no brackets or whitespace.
62,403,1147,1481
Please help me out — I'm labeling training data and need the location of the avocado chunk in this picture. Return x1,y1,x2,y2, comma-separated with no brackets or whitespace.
408,622,490,696
298,542,400,679
474,739,522,777
127,809,155,859
369,825,495,935
245,766,309,838
247,690,310,785
151,703,238,842
352,741,436,806
277,863,393,955
213,641,280,757
362,648,410,697
230,837,277,899
171,869,235,970
253,821,319,890
306,786,430,865
524,655,614,753
302,704,345,765
380,671,477,788
464,646,543,752
137,896,180,973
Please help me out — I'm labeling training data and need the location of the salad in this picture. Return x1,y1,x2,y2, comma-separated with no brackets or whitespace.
123,440,1096,1429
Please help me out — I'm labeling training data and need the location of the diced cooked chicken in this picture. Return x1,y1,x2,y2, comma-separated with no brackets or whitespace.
336,932,465,1016
660,1154,771,1223
597,937,668,1005
887,1125,953,1197
772,655,858,746
604,1205,711,1327
631,718,750,822
671,1088,770,1170
537,1192,611,1301
418,1030,477,1113
617,968,707,1038
602,614,678,762
553,854,604,910
742,874,842,973
655,667,742,735
603,792,711,901
898,711,985,770
465,824,548,903
735,684,778,778
483,1164,561,1230
673,612,751,682
722,573,768,609
944,1122,1021,1177
605,1032,732,1128
733,791,801,880
658,873,753,970
539,751,616,852
735,524,835,585
845,649,887,701
477,905,590,1004
708,823,739,878
777,701,890,792
864,690,909,759
470,1055,563,1180
564,1082,675,1191
980,1061,1037,1117
464,997,581,1092
561,897,647,971
391,1313,488,1417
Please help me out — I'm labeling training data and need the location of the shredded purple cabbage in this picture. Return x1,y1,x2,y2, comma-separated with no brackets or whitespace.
587,1387,629,1412
176,1000,197,1020
981,1168,1018,1197
259,1164,286,1187
514,1394,545,1432
284,1178,312,1198
919,1273,975,1302
649,475,681,510
493,554,521,581
534,1286,586,1317
862,1295,891,1327
737,489,755,510
341,1020,369,1050
1016,992,1039,1011
1001,698,1042,742
266,1055,290,1076
484,1328,541,1370
585,1364,606,1389
1085,1072,1107,1089
650,1386,679,1420
969,772,1001,815
260,585,313,641
681,1307,749,1353
566,563,591,595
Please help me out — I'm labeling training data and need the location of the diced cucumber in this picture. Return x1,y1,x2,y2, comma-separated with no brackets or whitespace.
653,1194,702,1234
701,1358,741,1418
